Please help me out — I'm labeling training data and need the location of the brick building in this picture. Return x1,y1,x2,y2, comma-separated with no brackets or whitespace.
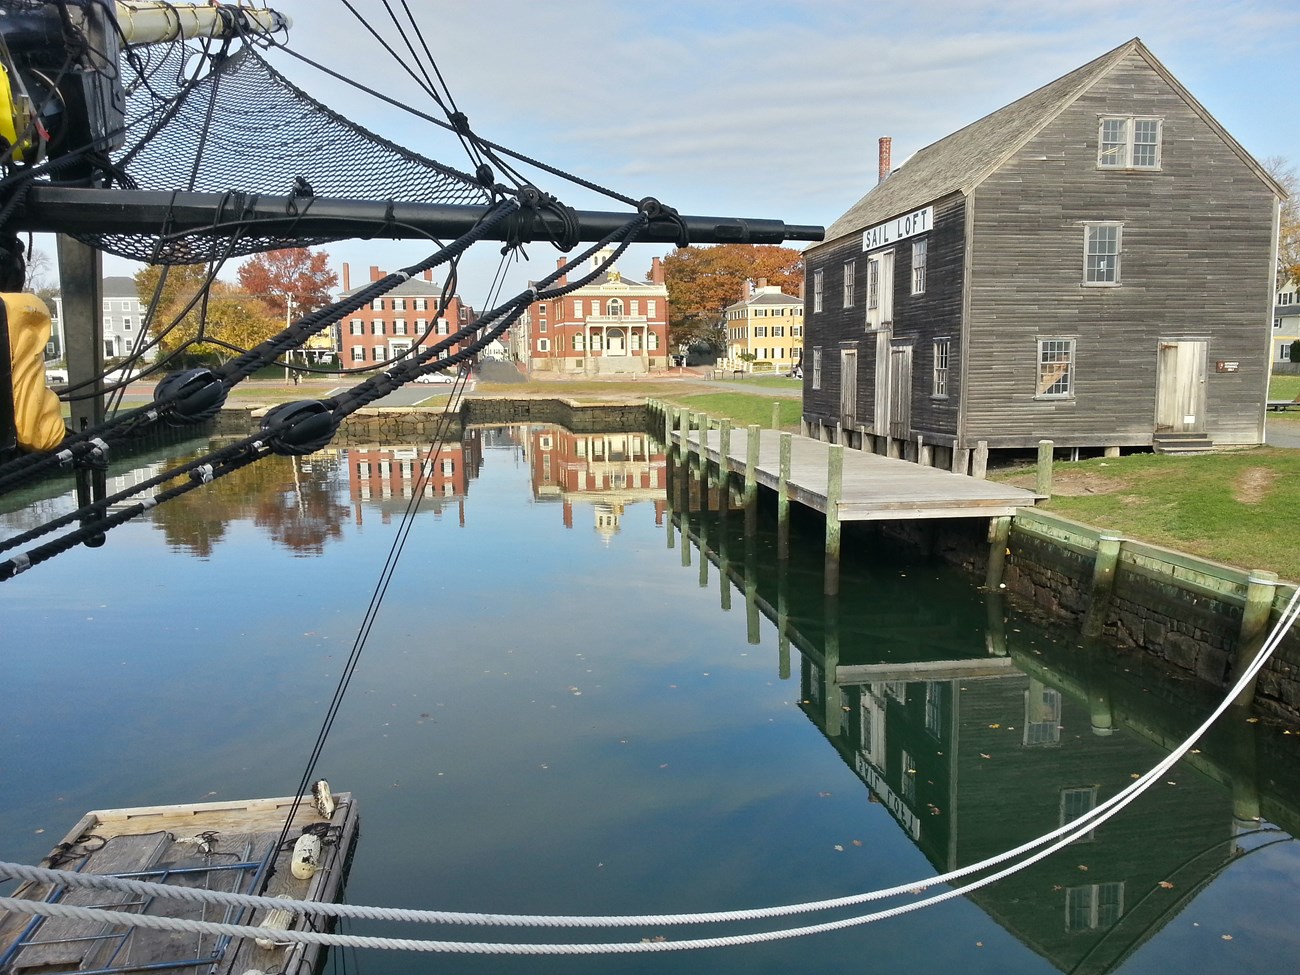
518,250,669,375
337,263,474,369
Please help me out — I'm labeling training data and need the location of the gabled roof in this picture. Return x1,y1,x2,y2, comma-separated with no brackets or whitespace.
819,38,1287,247
724,288,803,314
102,276,141,299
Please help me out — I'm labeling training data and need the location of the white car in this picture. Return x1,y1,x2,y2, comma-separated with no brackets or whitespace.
413,370,455,384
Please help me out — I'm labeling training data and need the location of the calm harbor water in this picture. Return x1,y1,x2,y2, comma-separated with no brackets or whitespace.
4,423,1300,975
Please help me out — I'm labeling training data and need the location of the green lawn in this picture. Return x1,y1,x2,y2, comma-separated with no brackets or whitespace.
991,448,1300,580
1270,374,1300,401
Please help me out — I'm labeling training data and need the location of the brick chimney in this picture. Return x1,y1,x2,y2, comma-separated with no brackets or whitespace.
422,268,433,282
756,277,768,290
342,262,351,291
650,256,665,285
556,257,568,287
369,265,383,282
878,137,892,184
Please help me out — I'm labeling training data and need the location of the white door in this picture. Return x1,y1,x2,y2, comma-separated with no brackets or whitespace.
1155,340,1207,432
607,327,626,355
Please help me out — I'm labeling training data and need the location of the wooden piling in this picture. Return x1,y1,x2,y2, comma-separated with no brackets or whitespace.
778,561,791,680
772,401,781,431
1036,440,1054,497
984,515,1011,590
744,424,760,534
952,446,971,475
777,433,792,560
824,444,843,596
1229,570,1279,708
1082,533,1123,639
720,418,732,467
972,441,989,479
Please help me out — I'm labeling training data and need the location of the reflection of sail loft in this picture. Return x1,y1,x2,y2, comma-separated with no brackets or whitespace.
16,187,824,246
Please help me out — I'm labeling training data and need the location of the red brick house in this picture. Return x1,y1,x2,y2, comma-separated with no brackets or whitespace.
337,263,475,369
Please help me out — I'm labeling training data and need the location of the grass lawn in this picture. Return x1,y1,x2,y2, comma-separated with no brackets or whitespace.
992,447,1300,581
1270,374,1300,401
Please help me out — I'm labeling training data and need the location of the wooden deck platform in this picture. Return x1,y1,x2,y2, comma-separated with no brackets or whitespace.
0,793,358,975
676,426,1041,521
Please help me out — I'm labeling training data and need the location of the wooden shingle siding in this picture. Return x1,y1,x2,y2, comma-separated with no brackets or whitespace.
803,234,863,428
964,51,1274,448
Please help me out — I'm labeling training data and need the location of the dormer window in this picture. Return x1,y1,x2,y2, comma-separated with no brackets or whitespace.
1098,117,1161,170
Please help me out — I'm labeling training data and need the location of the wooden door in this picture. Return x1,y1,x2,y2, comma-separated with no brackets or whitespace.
889,344,912,439
1155,340,1207,432
840,349,857,429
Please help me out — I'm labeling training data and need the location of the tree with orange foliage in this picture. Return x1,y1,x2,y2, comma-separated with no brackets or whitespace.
656,244,804,351
236,247,338,318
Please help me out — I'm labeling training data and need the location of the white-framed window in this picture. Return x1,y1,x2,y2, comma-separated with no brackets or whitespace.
351,346,365,361
648,331,659,349
813,269,823,313
932,337,949,397
371,298,384,311
1024,680,1062,745
373,345,386,361
772,326,785,337
754,326,767,338
436,318,449,336
372,319,386,335
1066,883,1124,931
647,300,656,317
539,320,548,333
1061,785,1098,840
912,239,928,295
843,260,856,307
349,319,363,335
415,298,428,311
867,259,880,309
608,298,623,316
392,298,406,311
812,347,822,389
394,319,407,335
574,333,585,351
1279,292,1295,306
631,300,639,315
573,299,583,317
1084,223,1122,285
899,748,916,804
537,337,550,352
1037,338,1075,398
1279,341,1291,360
122,316,132,330
1098,116,1161,169
441,458,455,476
924,681,943,738
1275,319,1283,332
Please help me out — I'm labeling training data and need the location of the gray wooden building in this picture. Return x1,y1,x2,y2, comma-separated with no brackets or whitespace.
802,38,1286,467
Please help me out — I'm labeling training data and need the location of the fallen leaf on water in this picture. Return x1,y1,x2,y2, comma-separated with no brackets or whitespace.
817,791,832,798
1052,885,1063,891
979,753,992,759
1158,881,1175,889
1222,934,1234,941
641,935,667,943
1247,717,1259,724
1130,773,1141,779
1078,865,1089,871
834,845,844,852
852,839,863,847
988,723,1001,729
976,942,984,948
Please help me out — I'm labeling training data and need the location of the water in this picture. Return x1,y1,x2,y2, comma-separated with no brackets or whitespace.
3,424,1300,975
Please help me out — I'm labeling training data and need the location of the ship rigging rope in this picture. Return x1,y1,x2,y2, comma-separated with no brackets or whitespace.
2,587,1295,954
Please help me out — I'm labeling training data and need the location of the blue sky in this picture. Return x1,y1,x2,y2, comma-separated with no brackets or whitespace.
98,0,1300,306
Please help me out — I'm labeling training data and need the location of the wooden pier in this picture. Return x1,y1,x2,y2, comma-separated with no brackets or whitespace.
0,793,358,975
650,401,1041,593
678,424,1040,521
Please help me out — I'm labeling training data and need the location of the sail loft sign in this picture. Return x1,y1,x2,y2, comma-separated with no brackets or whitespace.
862,206,933,252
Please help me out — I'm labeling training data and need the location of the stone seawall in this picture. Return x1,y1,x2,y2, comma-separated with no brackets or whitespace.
882,512,1300,724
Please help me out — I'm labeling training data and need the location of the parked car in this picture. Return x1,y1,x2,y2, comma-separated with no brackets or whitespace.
414,370,455,384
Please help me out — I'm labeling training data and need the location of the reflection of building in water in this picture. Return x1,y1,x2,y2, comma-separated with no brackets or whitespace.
802,658,1234,974
328,431,483,526
524,426,667,539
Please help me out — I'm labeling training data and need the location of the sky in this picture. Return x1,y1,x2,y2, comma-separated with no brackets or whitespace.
90,0,1300,310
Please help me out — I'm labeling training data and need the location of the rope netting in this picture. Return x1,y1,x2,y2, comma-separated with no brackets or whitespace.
77,44,490,263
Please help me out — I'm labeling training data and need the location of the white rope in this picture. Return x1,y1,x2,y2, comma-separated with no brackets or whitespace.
2,588,1294,955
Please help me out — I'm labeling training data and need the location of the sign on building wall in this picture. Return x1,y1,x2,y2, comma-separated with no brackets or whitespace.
862,206,934,252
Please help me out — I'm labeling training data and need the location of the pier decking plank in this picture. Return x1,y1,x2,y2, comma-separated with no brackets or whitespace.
677,427,1040,521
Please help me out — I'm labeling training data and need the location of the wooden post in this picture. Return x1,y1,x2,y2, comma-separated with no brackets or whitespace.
1082,533,1123,639
952,446,971,475
698,514,709,588
772,401,781,431
1229,571,1279,708
972,441,989,479
678,408,690,458
745,533,760,645
984,590,1007,656
719,527,732,612
824,444,843,596
720,418,732,468
744,424,760,535
984,515,1011,590
777,560,791,680
777,432,792,560
664,404,675,447
918,436,932,468
823,595,841,736
1036,440,1054,497
680,509,691,568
